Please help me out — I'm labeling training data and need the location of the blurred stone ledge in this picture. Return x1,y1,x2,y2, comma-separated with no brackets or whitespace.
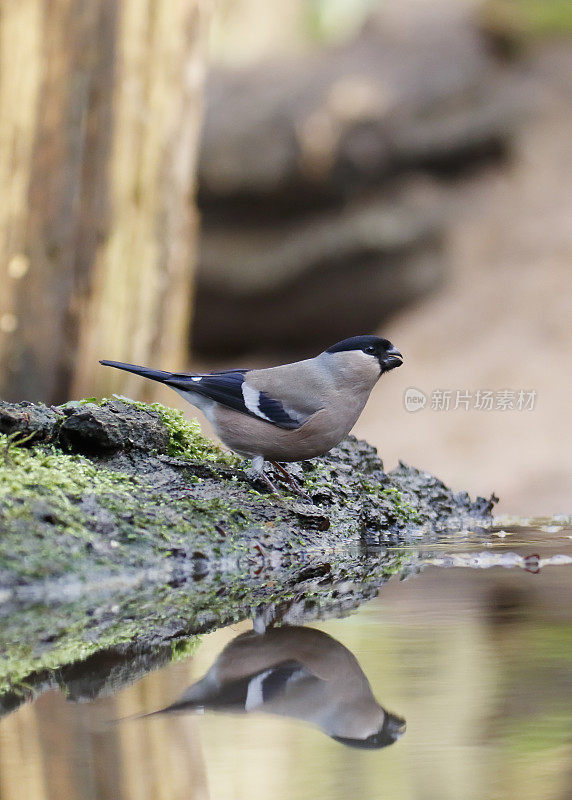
193,17,525,356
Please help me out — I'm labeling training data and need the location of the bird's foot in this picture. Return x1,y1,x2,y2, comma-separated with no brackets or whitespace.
258,470,282,495
249,457,312,501
270,461,312,502
249,456,281,495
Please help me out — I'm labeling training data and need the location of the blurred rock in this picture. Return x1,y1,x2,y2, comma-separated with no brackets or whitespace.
196,198,444,355
198,22,515,210
193,18,521,356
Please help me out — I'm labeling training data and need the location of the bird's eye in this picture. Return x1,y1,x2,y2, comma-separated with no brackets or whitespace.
364,345,376,355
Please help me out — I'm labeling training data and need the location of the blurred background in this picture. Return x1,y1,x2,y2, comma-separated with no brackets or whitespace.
1,0,571,514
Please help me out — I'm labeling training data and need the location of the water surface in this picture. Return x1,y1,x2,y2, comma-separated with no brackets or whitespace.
1,519,571,800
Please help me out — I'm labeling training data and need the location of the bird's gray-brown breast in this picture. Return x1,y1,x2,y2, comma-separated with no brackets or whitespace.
210,352,380,461
211,389,371,461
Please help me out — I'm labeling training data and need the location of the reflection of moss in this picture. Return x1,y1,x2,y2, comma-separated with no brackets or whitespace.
170,638,201,662
0,547,409,702
0,583,207,699
1,607,150,694
0,576,244,696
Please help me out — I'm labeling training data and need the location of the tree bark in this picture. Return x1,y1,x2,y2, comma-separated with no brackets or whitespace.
0,0,210,404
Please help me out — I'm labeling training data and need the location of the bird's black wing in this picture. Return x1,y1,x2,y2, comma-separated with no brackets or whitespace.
99,360,306,429
165,660,311,714
167,370,306,430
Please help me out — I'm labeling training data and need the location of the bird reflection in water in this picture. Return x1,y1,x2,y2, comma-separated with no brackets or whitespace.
144,625,406,749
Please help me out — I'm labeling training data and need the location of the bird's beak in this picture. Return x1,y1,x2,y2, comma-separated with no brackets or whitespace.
382,346,403,372
387,715,407,738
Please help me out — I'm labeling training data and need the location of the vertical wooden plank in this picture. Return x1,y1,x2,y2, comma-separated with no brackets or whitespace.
72,0,211,401
0,0,43,394
0,0,210,403
0,1,117,402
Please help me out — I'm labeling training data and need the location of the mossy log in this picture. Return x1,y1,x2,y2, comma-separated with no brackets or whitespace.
0,398,495,712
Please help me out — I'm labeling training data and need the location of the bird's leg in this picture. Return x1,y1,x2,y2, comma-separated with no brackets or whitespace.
252,603,277,634
251,455,281,495
253,592,307,633
270,461,312,501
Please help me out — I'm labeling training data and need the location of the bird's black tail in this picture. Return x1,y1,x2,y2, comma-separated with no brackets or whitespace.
99,360,173,384
110,700,199,725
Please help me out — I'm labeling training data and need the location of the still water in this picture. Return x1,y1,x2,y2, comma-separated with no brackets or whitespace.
1,520,572,800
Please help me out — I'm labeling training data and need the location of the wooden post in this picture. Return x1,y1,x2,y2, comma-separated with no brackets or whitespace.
0,0,211,403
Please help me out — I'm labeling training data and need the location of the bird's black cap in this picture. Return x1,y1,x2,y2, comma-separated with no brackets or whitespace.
331,712,407,750
326,335,391,354
326,335,403,372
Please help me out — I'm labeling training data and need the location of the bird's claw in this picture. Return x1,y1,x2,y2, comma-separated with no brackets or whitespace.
270,461,312,502
247,466,281,496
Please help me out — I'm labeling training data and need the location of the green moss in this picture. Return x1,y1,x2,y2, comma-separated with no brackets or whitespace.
167,410,228,460
131,400,239,464
302,459,422,527
0,429,243,581
381,487,421,524
0,434,134,503
0,433,138,562
302,460,335,493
